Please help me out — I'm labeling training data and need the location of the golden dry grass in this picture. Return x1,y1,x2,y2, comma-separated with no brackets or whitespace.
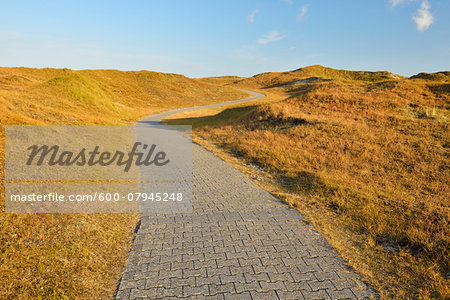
0,67,248,299
168,67,449,299
195,76,244,86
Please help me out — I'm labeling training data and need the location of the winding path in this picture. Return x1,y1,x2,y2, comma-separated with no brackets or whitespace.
116,90,376,299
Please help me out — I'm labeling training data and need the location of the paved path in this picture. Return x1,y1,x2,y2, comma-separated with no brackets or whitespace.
116,90,376,299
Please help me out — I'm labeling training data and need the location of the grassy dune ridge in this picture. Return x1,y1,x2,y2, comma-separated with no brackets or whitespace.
172,65,449,299
0,67,249,299
232,65,404,89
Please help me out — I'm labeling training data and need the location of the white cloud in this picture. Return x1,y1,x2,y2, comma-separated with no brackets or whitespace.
297,5,308,21
389,0,417,7
412,0,434,32
247,9,259,24
257,30,286,45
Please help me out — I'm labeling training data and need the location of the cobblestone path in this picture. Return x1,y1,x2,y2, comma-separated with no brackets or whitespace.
116,90,376,299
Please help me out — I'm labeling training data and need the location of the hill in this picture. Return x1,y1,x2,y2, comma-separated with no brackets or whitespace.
0,67,248,125
196,75,244,86
0,67,248,299
410,71,450,82
233,65,402,89
170,65,450,299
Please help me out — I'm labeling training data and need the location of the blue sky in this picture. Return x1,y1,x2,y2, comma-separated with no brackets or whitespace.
1,0,449,77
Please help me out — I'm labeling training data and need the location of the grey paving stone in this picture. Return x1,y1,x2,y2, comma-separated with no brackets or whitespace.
259,280,286,292
208,283,236,295
309,280,336,291
115,288,131,300
196,275,222,287
170,277,195,288
183,285,210,297
327,288,357,299
302,289,332,299
234,281,262,293
278,290,306,300
219,273,245,285
250,290,280,300
223,291,252,300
